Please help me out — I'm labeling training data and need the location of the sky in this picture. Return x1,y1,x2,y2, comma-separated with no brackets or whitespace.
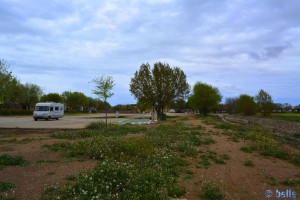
1,0,299,106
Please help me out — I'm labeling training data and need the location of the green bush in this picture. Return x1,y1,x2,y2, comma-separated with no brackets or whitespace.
0,109,32,115
0,154,29,166
0,181,16,192
199,181,225,200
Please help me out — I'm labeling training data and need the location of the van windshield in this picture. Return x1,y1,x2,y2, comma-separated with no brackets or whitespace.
35,106,49,111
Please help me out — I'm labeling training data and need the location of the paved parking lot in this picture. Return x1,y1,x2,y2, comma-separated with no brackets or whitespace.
0,114,145,129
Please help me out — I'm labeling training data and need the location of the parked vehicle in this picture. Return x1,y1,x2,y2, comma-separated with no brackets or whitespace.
33,102,64,121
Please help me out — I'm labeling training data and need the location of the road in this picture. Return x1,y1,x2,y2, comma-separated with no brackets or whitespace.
0,113,146,129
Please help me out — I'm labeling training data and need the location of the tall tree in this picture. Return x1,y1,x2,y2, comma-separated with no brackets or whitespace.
62,91,88,111
236,94,257,115
21,83,43,110
92,75,115,125
130,62,190,117
188,82,222,116
0,59,22,108
255,89,273,116
225,97,238,114
41,93,62,103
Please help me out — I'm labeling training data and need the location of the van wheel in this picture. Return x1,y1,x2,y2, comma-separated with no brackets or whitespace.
56,118,59,120
46,117,50,121
34,118,37,121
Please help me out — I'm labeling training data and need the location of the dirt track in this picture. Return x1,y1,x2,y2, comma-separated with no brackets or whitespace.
0,113,151,129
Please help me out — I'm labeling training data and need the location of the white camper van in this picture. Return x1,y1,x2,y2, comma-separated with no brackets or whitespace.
33,102,64,121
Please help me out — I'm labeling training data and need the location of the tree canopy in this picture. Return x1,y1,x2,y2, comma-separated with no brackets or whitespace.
188,82,222,116
92,75,115,104
235,94,257,115
129,62,190,116
41,93,63,103
255,89,273,116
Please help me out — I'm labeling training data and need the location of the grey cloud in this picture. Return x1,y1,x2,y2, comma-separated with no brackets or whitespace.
248,43,292,61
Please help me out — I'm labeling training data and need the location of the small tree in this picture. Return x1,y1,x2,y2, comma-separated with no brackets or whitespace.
188,82,222,116
255,89,273,116
92,75,115,125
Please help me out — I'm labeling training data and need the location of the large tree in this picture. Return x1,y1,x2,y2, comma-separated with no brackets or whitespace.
188,82,222,116
41,93,63,103
255,89,273,116
0,59,22,107
225,97,238,114
236,94,257,115
62,91,88,111
129,62,190,117
21,83,43,110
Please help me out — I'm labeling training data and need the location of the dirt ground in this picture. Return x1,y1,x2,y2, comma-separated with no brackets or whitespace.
180,118,300,200
0,115,299,200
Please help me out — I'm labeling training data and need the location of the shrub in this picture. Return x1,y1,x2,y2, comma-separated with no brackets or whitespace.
199,180,225,200
0,181,16,192
0,154,29,166
243,160,254,167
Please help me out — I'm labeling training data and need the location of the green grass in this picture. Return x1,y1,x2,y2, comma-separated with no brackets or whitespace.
0,137,35,144
0,181,16,192
266,175,277,186
35,159,58,164
206,116,300,166
279,179,300,186
198,180,225,200
42,122,208,199
198,157,211,169
0,181,17,200
0,154,29,168
268,113,300,122
50,123,147,139
243,159,254,167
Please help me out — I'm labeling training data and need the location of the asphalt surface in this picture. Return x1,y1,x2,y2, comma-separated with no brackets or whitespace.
0,113,147,129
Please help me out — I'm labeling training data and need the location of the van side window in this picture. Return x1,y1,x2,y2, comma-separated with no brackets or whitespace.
50,107,53,111
55,107,59,111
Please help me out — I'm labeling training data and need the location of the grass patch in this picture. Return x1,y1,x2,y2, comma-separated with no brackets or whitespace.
279,179,300,186
265,175,277,186
0,154,29,167
268,113,300,123
41,157,186,199
199,157,211,169
0,181,16,192
198,151,229,168
243,159,254,167
207,116,300,166
41,122,206,199
50,123,147,139
35,159,58,164
240,146,256,153
198,180,225,200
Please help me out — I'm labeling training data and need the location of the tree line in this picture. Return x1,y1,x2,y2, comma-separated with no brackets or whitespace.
1,59,299,116
0,60,110,114
130,62,300,117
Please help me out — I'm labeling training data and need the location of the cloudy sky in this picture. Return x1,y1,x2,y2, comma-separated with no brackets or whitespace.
1,0,299,105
